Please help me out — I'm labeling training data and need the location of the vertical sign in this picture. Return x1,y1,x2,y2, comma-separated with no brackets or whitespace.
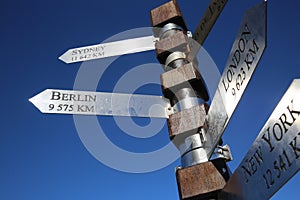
189,0,227,60
220,79,300,200
204,1,267,157
193,0,227,46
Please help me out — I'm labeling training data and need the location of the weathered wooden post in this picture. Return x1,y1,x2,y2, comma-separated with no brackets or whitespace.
150,1,230,199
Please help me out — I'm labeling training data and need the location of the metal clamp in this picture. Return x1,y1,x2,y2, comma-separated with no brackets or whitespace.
186,31,193,38
211,144,233,162
166,104,179,116
159,23,183,38
165,51,186,67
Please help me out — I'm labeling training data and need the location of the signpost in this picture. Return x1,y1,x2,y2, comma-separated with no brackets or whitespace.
29,0,300,199
59,35,158,64
29,89,171,118
204,1,267,158
220,79,300,200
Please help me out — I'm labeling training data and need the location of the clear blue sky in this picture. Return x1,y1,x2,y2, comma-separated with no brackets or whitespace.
1,0,299,199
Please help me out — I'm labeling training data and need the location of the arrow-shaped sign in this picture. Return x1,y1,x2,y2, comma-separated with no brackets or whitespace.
193,0,228,45
220,79,300,200
59,1,227,64
204,1,267,158
59,36,159,64
29,89,171,118
188,0,227,61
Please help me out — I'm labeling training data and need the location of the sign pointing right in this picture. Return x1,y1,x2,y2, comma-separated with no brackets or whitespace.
204,1,267,158
220,79,300,200
193,0,228,48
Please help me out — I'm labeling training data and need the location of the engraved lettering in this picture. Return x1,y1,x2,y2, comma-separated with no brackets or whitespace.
273,123,283,141
238,38,246,53
253,146,263,164
62,93,69,101
249,39,259,54
249,156,257,174
262,127,275,152
77,105,85,112
77,105,95,113
51,91,61,100
273,160,281,178
245,39,259,70
287,99,300,122
222,78,229,92
241,24,251,42
241,146,263,183
232,50,240,67
243,97,299,189
261,99,300,152
289,132,300,159
241,164,251,183
50,91,96,102
222,23,252,95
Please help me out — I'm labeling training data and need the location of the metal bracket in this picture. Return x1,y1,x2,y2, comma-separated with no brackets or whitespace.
166,104,179,116
186,31,193,38
211,144,233,162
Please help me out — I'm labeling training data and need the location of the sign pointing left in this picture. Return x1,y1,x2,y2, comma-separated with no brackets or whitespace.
59,36,159,64
29,89,171,118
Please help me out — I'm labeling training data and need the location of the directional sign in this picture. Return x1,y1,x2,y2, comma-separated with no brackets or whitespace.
220,79,300,200
59,36,158,64
29,89,171,118
204,1,267,157
188,0,227,60
193,0,227,46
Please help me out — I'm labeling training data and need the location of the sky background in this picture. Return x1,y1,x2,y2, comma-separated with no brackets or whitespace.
1,0,300,199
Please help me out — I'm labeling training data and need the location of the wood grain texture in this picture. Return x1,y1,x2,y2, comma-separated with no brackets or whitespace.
150,0,187,35
161,63,209,101
168,104,207,139
176,161,226,199
155,31,189,63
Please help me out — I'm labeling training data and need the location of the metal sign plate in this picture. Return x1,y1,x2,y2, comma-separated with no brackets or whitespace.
193,0,227,46
220,79,300,200
189,0,227,60
205,1,267,157
59,36,158,64
29,89,170,118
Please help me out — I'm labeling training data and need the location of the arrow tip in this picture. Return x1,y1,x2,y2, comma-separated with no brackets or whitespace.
28,91,46,113
58,52,71,64
28,95,38,109
58,54,66,63
58,55,63,61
